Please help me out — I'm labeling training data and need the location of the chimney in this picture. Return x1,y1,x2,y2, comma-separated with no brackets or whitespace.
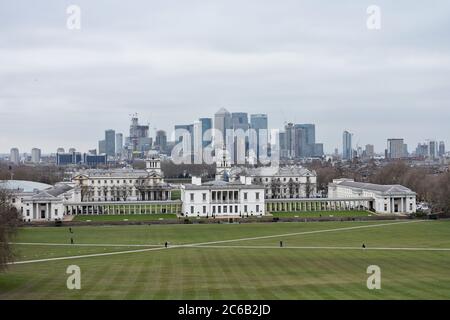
192,176,202,186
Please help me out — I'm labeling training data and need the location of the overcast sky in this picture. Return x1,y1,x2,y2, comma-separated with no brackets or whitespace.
1,0,449,154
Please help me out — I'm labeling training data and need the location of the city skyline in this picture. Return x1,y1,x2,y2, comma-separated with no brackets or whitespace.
1,1,450,153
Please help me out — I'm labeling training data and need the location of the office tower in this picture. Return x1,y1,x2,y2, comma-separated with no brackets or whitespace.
231,112,249,131
214,108,232,147
365,144,375,158
193,121,203,163
31,148,41,164
250,114,268,161
154,130,167,153
415,143,427,157
116,133,123,156
428,140,438,159
279,131,287,158
105,129,116,157
10,148,20,165
199,118,212,148
342,131,353,160
439,141,446,157
99,140,106,154
125,115,152,156
387,139,405,159
403,143,409,157
175,124,194,158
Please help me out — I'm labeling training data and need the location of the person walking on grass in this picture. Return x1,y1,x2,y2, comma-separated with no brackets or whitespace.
165,241,168,248
362,243,366,249
70,238,74,245
280,240,283,248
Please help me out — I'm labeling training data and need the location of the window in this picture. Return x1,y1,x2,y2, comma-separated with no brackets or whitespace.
218,206,221,213
410,203,413,211
202,193,207,201
256,192,260,200
203,206,206,214
384,204,388,211
244,193,248,200
244,205,248,213
212,206,216,213
229,205,233,213
224,206,227,213
212,192,216,201
256,205,260,212
235,205,238,213
190,193,194,201
190,206,194,214
26,209,30,216
54,209,58,215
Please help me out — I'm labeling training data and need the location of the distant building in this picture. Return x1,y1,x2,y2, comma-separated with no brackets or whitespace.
125,115,152,157
214,108,232,147
57,148,65,154
83,153,107,167
429,140,438,159
439,141,446,157
105,129,116,157
154,130,167,153
68,148,76,154
342,131,352,160
365,144,375,158
98,140,106,154
199,118,212,148
56,152,82,166
415,143,428,157
31,148,41,164
250,114,268,161
387,139,405,159
10,148,20,165
116,133,123,156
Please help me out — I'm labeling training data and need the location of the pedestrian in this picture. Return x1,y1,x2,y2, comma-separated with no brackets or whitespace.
362,243,366,249
280,240,283,248
69,227,73,233
165,241,168,248
71,238,74,245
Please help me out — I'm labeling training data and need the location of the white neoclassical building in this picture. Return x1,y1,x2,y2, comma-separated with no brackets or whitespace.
72,156,172,202
181,176,265,217
328,178,417,214
215,148,318,199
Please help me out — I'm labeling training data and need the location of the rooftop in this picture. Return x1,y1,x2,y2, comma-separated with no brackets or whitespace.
0,180,53,193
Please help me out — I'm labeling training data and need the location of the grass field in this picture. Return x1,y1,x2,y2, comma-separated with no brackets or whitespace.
271,210,372,218
73,214,178,222
1,219,450,299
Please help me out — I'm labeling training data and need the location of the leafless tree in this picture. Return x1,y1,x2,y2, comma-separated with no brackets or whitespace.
0,189,19,270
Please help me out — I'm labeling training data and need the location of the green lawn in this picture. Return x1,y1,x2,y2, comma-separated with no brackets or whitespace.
2,220,450,299
73,214,178,222
271,210,372,218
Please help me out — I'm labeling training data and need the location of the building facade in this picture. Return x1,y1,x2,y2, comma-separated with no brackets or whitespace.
181,177,265,217
328,178,416,214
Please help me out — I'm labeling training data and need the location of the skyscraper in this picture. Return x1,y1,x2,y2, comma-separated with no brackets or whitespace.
387,139,405,159
342,131,353,160
214,108,232,147
199,118,212,148
365,144,375,158
116,133,123,156
105,129,116,157
10,148,20,165
428,140,438,159
250,114,268,161
31,148,41,164
98,140,106,154
155,130,167,153
439,141,446,157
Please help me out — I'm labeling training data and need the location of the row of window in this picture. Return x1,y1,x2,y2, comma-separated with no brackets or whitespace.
190,192,260,201
88,179,160,185
189,205,260,214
